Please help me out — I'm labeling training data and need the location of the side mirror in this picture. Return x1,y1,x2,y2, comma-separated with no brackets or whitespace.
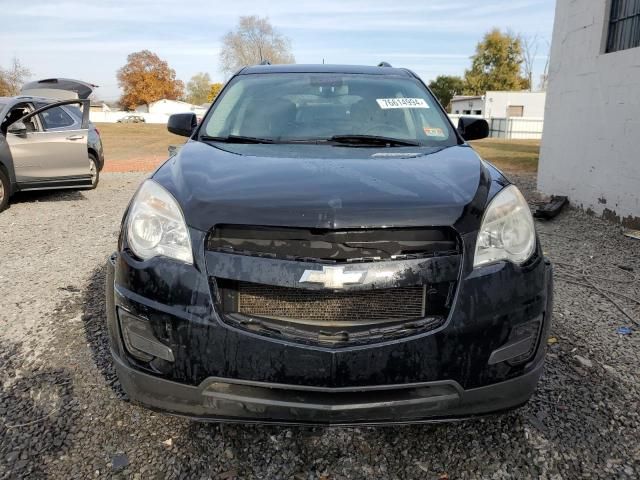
457,117,489,141
7,121,27,136
167,113,197,137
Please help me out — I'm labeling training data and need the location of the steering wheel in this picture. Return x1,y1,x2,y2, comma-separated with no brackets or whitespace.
362,123,407,136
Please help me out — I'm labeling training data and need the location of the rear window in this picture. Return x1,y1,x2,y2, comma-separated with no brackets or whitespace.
201,73,455,146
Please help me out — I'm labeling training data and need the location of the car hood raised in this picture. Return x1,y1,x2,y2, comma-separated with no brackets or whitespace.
153,141,490,233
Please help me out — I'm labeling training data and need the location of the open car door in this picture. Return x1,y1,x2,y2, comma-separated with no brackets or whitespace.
6,99,92,188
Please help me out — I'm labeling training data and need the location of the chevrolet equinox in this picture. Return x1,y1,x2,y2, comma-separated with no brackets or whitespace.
106,63,553,425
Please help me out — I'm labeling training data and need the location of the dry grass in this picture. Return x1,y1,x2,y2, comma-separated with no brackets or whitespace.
469,138,540,173
95,123,186,162
96,123,539,174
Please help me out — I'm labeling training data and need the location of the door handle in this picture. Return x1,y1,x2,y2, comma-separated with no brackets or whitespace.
66,135,85,141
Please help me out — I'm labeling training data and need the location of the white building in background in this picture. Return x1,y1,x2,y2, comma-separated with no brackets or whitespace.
538,0,640,228
135,99,207,117
450,91,546,118
90,98,208,123
450,95,484,116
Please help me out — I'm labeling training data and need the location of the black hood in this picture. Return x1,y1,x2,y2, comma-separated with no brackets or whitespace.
153,141,492,233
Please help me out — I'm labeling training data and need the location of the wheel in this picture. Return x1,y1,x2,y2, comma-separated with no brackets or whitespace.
0,168,10,213
88,153,100,190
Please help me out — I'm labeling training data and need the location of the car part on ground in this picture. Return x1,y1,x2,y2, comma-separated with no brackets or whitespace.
534,195,569,220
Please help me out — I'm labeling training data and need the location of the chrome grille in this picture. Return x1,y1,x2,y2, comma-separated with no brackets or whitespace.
236,282,425,326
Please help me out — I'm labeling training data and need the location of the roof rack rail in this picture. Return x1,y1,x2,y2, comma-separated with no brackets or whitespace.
259,60,272,65
377,61,392,67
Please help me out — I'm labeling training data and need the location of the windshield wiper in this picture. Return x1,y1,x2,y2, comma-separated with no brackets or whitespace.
329,135,420,147
200,134,275,144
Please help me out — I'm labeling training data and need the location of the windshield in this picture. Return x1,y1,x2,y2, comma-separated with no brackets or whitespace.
200,73,456,146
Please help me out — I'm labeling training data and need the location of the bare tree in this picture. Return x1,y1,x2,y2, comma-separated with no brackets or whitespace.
538,40,551,91
520,34,539,92
220,16,295,75
186,72,212,105
0,58,32,96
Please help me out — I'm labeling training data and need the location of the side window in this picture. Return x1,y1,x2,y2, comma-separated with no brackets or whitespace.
1,104,37,134
39,106,76,130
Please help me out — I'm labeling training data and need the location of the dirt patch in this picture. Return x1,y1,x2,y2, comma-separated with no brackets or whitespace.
96,123,184,172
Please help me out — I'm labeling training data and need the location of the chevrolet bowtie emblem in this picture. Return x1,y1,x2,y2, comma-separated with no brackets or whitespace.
299,266,367,289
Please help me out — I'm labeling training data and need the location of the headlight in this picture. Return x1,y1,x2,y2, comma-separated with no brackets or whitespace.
126,180,193,264
473,185,535,268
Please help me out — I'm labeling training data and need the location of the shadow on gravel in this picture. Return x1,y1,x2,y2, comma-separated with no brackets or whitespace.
11,190,86,205
0,339,78,479
81,263,124,398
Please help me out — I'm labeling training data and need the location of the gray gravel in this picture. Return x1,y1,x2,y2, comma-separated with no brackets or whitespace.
1,171,639,479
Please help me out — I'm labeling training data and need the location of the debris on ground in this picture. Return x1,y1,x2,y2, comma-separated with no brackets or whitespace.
111,453,129,472
617,326,633,336
574,355,594,369
534,195,568,220
553,260,640,327
623,229,640,241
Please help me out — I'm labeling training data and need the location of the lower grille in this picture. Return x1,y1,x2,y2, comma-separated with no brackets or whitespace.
237,282,425,326
213,271,454,345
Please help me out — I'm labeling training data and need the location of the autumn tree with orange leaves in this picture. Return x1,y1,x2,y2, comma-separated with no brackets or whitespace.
117,50,184,110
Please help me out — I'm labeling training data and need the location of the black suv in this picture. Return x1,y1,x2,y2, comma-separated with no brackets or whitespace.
106,64,552,425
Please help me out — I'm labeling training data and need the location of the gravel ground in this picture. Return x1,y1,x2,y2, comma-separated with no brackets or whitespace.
0,171,639,479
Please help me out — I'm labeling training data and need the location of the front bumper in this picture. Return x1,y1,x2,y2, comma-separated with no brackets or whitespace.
106,231,553,424
112,350,544,425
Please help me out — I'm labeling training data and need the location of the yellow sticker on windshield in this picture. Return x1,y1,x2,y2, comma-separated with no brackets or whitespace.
376,98,429,109
424,127,445,137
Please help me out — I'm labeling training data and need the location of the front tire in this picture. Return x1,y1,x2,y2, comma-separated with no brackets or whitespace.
88,154,100,190
0,169,10,213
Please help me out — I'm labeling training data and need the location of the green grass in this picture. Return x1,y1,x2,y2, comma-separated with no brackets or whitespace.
469,139,540,173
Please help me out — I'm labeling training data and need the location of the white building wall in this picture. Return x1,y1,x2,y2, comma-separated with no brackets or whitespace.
450,97,484,115
483,91,546,118
538,0,640,227
134,99,206,116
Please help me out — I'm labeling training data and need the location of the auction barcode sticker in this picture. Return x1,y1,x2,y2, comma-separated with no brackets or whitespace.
376,98,429,109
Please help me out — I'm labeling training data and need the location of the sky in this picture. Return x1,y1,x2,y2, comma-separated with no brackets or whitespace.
0,0,557,101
